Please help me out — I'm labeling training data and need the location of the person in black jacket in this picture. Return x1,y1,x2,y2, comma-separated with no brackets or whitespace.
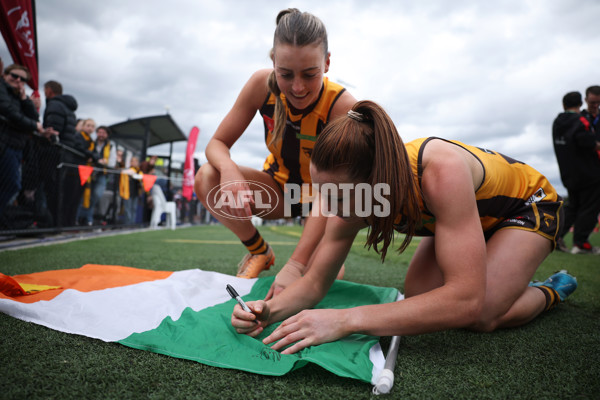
0,64,57,218
41,80,98,227
552,91,600,254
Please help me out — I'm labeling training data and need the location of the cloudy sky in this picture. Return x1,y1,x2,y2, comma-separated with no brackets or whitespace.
2,0,599,196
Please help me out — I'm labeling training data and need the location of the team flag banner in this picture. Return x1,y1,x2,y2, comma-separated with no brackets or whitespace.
182,126,200,201
0,0,39,92
0,265,401,384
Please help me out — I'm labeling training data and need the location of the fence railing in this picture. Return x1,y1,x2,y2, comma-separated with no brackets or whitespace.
0,154,210,237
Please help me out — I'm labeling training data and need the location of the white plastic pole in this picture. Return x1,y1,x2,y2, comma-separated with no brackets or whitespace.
373,335,401,395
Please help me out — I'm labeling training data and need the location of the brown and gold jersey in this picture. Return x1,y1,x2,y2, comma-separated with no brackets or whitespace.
260,77,346,201
395,137,560,237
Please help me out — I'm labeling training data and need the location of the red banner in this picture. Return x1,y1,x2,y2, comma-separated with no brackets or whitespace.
0,0,39,91
182,127,200,201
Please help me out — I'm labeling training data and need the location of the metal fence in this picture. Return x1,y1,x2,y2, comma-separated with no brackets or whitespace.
0,138,209,237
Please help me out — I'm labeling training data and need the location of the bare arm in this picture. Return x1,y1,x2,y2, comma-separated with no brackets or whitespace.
282,89,357,266
344,145,487,337
205,69,271,173
259,143,487,353
231,215,363,334
203,69,270,217
328,89,357,121
268,216,363,322
264,88,358,297
286,90,357,263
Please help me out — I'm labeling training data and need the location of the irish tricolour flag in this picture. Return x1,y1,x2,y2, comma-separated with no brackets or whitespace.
0,265,400,384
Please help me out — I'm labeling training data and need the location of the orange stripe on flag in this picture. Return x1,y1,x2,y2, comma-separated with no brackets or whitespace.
1,264,172,303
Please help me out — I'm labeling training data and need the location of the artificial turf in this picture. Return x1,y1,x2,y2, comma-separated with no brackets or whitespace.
1,225,598,399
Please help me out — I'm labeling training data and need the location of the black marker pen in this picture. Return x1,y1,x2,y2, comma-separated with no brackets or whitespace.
226,284,258,324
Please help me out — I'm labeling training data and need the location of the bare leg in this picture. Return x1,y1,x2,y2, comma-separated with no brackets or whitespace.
196,164,342,280
194,163,286,241
403,230,551,331
472,229,550,331
404,237,444,298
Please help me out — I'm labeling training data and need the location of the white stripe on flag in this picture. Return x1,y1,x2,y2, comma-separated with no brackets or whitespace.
0,269,256,342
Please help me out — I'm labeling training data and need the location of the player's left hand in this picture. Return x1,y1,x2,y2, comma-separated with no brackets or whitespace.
262,308,350,354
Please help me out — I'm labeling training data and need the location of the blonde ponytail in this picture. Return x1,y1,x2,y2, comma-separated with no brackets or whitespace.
267,70,286,146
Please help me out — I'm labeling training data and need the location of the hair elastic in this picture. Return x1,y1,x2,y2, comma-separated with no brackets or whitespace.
347,110,365,122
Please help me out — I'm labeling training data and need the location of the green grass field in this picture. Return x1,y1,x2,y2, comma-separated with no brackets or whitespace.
1,225,599,399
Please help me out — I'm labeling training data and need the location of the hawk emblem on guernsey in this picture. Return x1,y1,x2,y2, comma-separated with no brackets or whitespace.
525,188,547,205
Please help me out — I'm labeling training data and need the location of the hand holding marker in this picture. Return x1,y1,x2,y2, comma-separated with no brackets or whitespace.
227,284,258,324
227,282,401,394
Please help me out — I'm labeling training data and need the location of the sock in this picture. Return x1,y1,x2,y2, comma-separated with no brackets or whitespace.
241,230,269,255
534,285,560,311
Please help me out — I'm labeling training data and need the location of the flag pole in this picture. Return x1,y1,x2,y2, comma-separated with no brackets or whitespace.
373,335,401,395
32,0,39,91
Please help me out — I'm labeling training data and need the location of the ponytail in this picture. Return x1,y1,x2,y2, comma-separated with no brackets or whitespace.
312,100,421,261
267,70,286,147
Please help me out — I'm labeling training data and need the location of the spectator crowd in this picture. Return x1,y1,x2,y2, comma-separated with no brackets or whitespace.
0,57,191,231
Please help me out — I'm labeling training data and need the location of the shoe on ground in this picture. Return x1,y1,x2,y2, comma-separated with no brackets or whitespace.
237,246,275,279
530,270,578,301
571,242,600,255
555,237,569,253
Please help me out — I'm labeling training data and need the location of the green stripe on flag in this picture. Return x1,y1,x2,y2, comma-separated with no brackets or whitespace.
118,277,398,382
